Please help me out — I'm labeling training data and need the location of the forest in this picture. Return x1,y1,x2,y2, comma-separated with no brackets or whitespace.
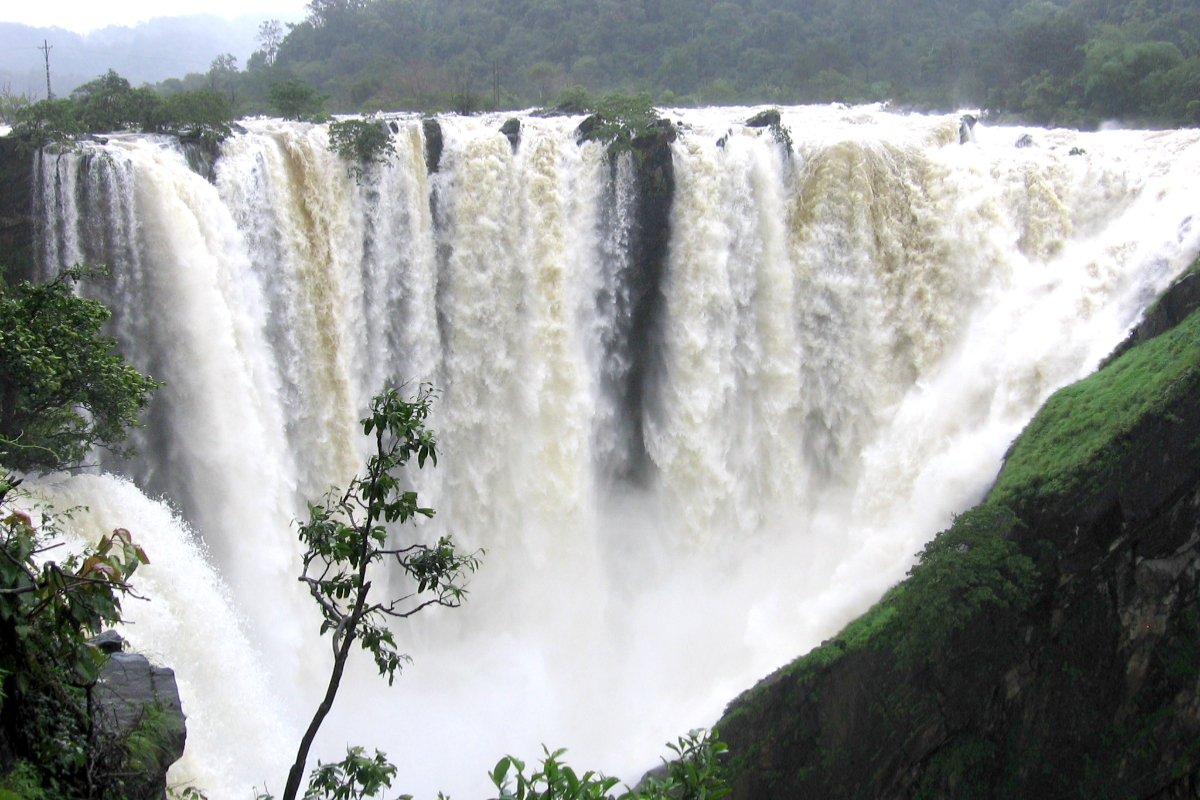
2,0,1198,129
141,0,1200,127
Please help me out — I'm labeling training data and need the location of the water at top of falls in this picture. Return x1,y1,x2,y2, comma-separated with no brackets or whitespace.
31,104,1200,799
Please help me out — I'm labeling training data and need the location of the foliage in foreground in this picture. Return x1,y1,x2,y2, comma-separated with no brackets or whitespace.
0,479,154,798
280,385,481,800
0,265,161,474
260,729,728,800
0,263,166,797
492,730,729,800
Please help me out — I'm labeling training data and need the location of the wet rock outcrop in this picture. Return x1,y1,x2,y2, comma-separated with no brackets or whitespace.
91,632,187,800
500,117,521,150
746,109,782,128
423,118,444,173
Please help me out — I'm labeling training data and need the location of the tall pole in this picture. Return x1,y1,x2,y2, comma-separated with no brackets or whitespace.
38,40,53,99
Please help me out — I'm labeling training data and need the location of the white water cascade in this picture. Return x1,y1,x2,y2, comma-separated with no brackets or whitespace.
30,105,1200,799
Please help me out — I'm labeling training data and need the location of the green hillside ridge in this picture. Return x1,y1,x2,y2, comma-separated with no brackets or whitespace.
4,0,1193,129
717,260,1200,799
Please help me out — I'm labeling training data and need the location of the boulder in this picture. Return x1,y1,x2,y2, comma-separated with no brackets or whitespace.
1104,271,1200,364
745,109,781,128
91,629,125,654
91,633,187,800
1015,132,1035,148
959,113,978,144
500,117,521,151
631,118,678,152
575,113,604,142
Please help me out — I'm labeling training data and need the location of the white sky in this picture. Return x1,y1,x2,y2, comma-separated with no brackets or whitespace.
1,1,309,34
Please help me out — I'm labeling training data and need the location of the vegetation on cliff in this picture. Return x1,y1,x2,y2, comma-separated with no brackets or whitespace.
8,70,233,152
990,302,1200,514
0,264,165,798
0,266,161,474
717,261,1200,798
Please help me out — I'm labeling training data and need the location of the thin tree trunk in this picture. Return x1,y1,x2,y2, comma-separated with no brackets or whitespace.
281,627,357,800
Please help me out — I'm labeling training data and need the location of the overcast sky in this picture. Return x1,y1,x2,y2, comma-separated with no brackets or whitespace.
1,1,309,34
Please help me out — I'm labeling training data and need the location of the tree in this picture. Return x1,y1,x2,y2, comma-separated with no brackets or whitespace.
0,266,161,474
576,92,665,157
0,266,157,797
151,89,233,143
0,481,153,799
207,54,239,107
10,98,82,152
0,82,34,125
258,20,284,67
268,79,328,120
279,385,481,800
71,70,139,133
327,116,395,182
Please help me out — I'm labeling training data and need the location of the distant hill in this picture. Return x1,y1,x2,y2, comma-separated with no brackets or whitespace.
0,13,300,98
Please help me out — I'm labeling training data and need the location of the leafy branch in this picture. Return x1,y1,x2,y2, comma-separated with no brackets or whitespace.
327,117,396,184
280,385,481,800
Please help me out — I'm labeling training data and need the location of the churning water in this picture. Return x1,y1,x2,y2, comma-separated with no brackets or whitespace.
29,105,1200,799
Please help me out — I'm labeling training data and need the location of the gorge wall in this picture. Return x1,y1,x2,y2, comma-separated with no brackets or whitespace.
718,268,1200,799
11,106,1200,799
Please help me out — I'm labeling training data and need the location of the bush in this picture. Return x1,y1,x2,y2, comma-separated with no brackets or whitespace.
891,505,1036,664
11,99,82,152
268,79,328,121
150,90,233,143
0,266,161,474
326,116,395,182
0,480,151,798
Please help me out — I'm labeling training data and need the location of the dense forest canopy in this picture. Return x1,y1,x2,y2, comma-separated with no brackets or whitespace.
2,0,1199,137
218,0,1197,125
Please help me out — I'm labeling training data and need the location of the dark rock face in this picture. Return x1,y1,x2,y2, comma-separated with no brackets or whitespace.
960,113,978,144
746,109,781,128
423,118,444,174
0,137,33,278
575,113,603,142
719,273,1200,800
92,639,187,800
631,118,678,153
500,117,521,151
1107,271,1200,363
603,120,677,484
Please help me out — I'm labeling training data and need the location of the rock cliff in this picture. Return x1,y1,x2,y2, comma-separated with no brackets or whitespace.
0,138,33,278
718,265,1200,799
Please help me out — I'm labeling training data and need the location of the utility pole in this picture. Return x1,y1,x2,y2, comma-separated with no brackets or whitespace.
38,40,53,99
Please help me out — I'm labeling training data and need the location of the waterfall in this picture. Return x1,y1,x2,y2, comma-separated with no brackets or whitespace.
32,106,1200,799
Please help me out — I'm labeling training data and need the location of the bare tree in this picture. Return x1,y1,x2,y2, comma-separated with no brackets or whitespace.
0,82,35,125
257,20,283,66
